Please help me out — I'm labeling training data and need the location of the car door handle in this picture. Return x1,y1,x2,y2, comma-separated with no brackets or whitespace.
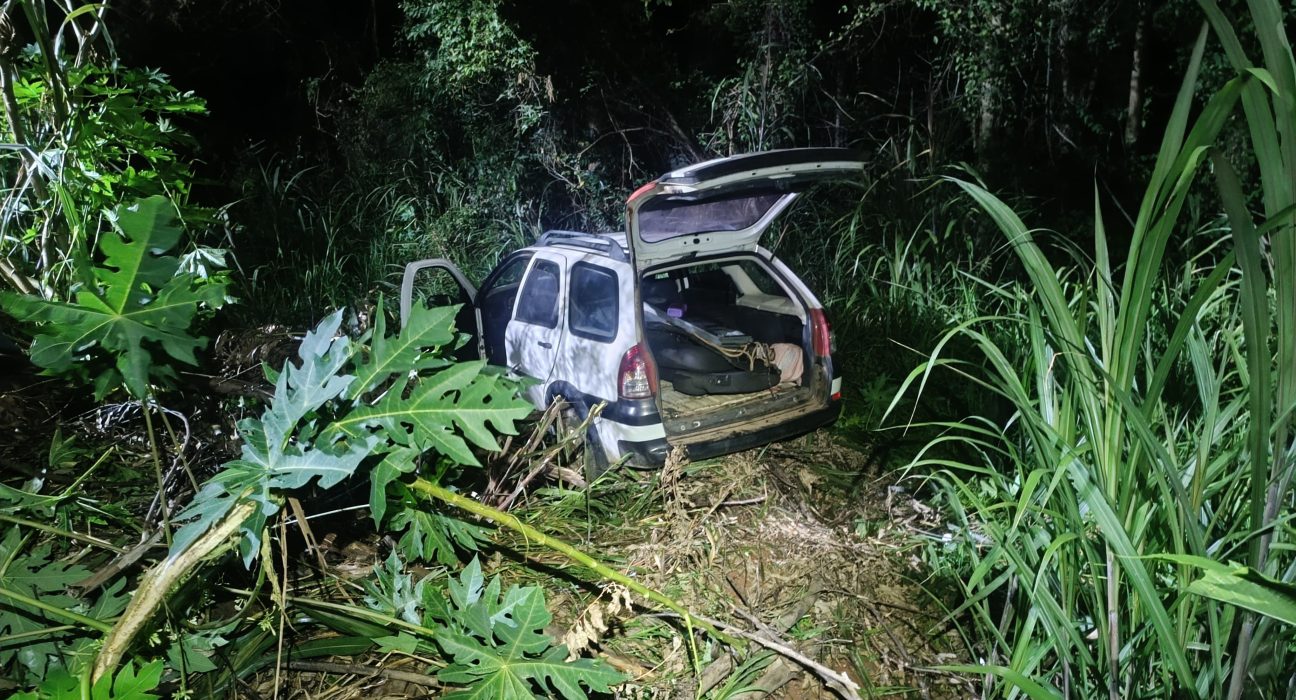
537,341,552,349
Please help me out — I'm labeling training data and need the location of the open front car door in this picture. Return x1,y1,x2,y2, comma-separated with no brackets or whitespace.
399,258,484,361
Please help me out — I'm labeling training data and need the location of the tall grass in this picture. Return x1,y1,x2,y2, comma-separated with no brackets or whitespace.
891,1,1296,696
229,155,539,324
771,125,1017,439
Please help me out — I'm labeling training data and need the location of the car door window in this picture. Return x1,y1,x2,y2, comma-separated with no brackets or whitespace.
568,263,618,342
514,259,561,328
479,254,532,365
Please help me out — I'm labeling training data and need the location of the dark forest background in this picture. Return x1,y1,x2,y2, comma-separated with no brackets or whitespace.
1,2,1294,698
105,0,1239,315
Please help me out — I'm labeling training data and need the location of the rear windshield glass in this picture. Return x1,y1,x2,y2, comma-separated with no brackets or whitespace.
638,193,782,242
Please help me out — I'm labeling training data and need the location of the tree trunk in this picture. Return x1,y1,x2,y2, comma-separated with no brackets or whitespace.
976,78,995,161
1124,5,1146,147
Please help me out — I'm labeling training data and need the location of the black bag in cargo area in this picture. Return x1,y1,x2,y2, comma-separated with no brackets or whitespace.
647,323,781,396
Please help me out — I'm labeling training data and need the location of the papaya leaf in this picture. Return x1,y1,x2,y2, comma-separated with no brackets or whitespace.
0,528,94,679
333,360,532,467
91,659,163,700
347,299,458,399
323,303,528,539
24,661,167,699
388,500,487,566
171,310,372,566
8,670,75,700
165,622,234,674
434,558,625,700
362,551,429,625
446,556,486,611
1,196,226,399
369,445,419,525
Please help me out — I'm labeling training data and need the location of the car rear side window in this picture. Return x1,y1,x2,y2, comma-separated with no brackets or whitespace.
569,263,618,342
514,259,561,328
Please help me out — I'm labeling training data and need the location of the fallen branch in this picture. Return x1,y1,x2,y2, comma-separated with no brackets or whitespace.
0,513,128,555
92,499,257,683
653,610,860,700
74,530,163,591
698,581,823,695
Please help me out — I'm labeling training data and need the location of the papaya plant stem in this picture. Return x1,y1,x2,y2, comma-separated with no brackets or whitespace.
408,477,739,647
221,586,448,641
59,445,116,499
141,398,172,547
0,624,77,645
93,499,256,684
0,585,112,633
0,514,127,554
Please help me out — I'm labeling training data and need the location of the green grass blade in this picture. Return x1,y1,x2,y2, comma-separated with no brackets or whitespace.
1211,151,1272,569
937,664,1063,700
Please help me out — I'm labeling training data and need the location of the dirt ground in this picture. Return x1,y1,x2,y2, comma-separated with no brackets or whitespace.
558,434,975,699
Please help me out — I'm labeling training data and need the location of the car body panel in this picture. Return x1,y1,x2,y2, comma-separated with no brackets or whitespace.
504,255,567,406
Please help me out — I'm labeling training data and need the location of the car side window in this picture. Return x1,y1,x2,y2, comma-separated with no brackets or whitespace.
480,254,531,299
514,259,561,328
568,263,618,342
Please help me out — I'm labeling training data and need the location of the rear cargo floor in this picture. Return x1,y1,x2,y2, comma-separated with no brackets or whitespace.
659,379,801,419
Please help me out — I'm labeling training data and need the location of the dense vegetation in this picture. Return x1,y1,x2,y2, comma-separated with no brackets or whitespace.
0,0,1293,698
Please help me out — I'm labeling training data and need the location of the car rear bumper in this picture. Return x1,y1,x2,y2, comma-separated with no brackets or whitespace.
684,399,840,461
614,398,840,467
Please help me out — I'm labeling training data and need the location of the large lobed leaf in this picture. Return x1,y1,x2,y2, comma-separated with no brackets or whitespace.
334,360,533,467
12,659,164,700
432,559,625,700
0,528,91,680
170,311,373,566
347,300,459,398
388,503,487,566
2,196,226,398
169,303,527,569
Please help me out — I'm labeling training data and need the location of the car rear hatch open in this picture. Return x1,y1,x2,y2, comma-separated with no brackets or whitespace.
625,147,864,269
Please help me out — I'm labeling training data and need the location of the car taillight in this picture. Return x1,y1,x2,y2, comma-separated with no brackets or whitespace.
618,344,657,399
810,308,833,358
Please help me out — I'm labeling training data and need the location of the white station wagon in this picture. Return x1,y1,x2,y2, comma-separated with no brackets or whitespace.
400,148,860,472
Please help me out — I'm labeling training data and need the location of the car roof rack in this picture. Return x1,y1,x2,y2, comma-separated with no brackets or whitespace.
537,230,630,263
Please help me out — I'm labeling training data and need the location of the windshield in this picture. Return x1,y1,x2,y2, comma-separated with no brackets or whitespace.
637,192,783,242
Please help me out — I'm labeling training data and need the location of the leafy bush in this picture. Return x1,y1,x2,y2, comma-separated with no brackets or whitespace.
0,7,211,298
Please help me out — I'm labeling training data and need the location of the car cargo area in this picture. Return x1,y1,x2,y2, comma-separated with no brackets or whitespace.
641,258,821,440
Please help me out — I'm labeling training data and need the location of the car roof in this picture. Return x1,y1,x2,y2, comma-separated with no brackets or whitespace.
534,230,630,264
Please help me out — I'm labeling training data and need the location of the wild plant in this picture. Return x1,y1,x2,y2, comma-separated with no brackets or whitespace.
2,194,228,561
891,1,1296,696
0,2,211,299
